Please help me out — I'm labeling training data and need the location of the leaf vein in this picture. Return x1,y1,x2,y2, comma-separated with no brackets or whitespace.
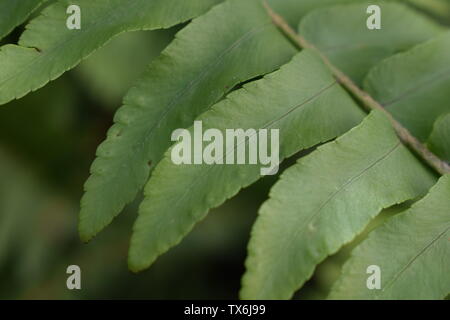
380,224,450,296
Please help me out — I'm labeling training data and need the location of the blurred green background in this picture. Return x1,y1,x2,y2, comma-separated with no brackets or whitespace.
0,1,449,299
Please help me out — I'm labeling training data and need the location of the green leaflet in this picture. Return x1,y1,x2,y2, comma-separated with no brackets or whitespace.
299,1,443,84
79,0,297,242
128,50,366,272
329,174,450,300
240,111,436,300
0,0,222,105
267,0,358,27
428,113,450,161
0,0,45,41
365,31,450,141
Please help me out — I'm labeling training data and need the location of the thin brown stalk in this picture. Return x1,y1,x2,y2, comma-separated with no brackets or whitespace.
263,1,450,175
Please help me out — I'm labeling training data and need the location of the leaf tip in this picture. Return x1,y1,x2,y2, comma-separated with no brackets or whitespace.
127,254,149,274
78,209,100,243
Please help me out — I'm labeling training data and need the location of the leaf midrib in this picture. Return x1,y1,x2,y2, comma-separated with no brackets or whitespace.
380,67,450,107
303,142,402,231
378,224,450,298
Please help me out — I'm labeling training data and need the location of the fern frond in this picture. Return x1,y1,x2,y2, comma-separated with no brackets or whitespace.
240,111,437,299
79,0,297,242
128,50,365,272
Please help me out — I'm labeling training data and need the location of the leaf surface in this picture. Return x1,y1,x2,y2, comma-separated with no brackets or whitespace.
365,31,450,140
128,49,367,272
79,0,297,242
0,0,44,41
299,1,443,84
0,0,222,105
329,174,450,299
240,111,436,299
267,0,357,27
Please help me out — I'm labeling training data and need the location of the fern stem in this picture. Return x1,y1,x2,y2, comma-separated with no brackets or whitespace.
263,1,450,176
